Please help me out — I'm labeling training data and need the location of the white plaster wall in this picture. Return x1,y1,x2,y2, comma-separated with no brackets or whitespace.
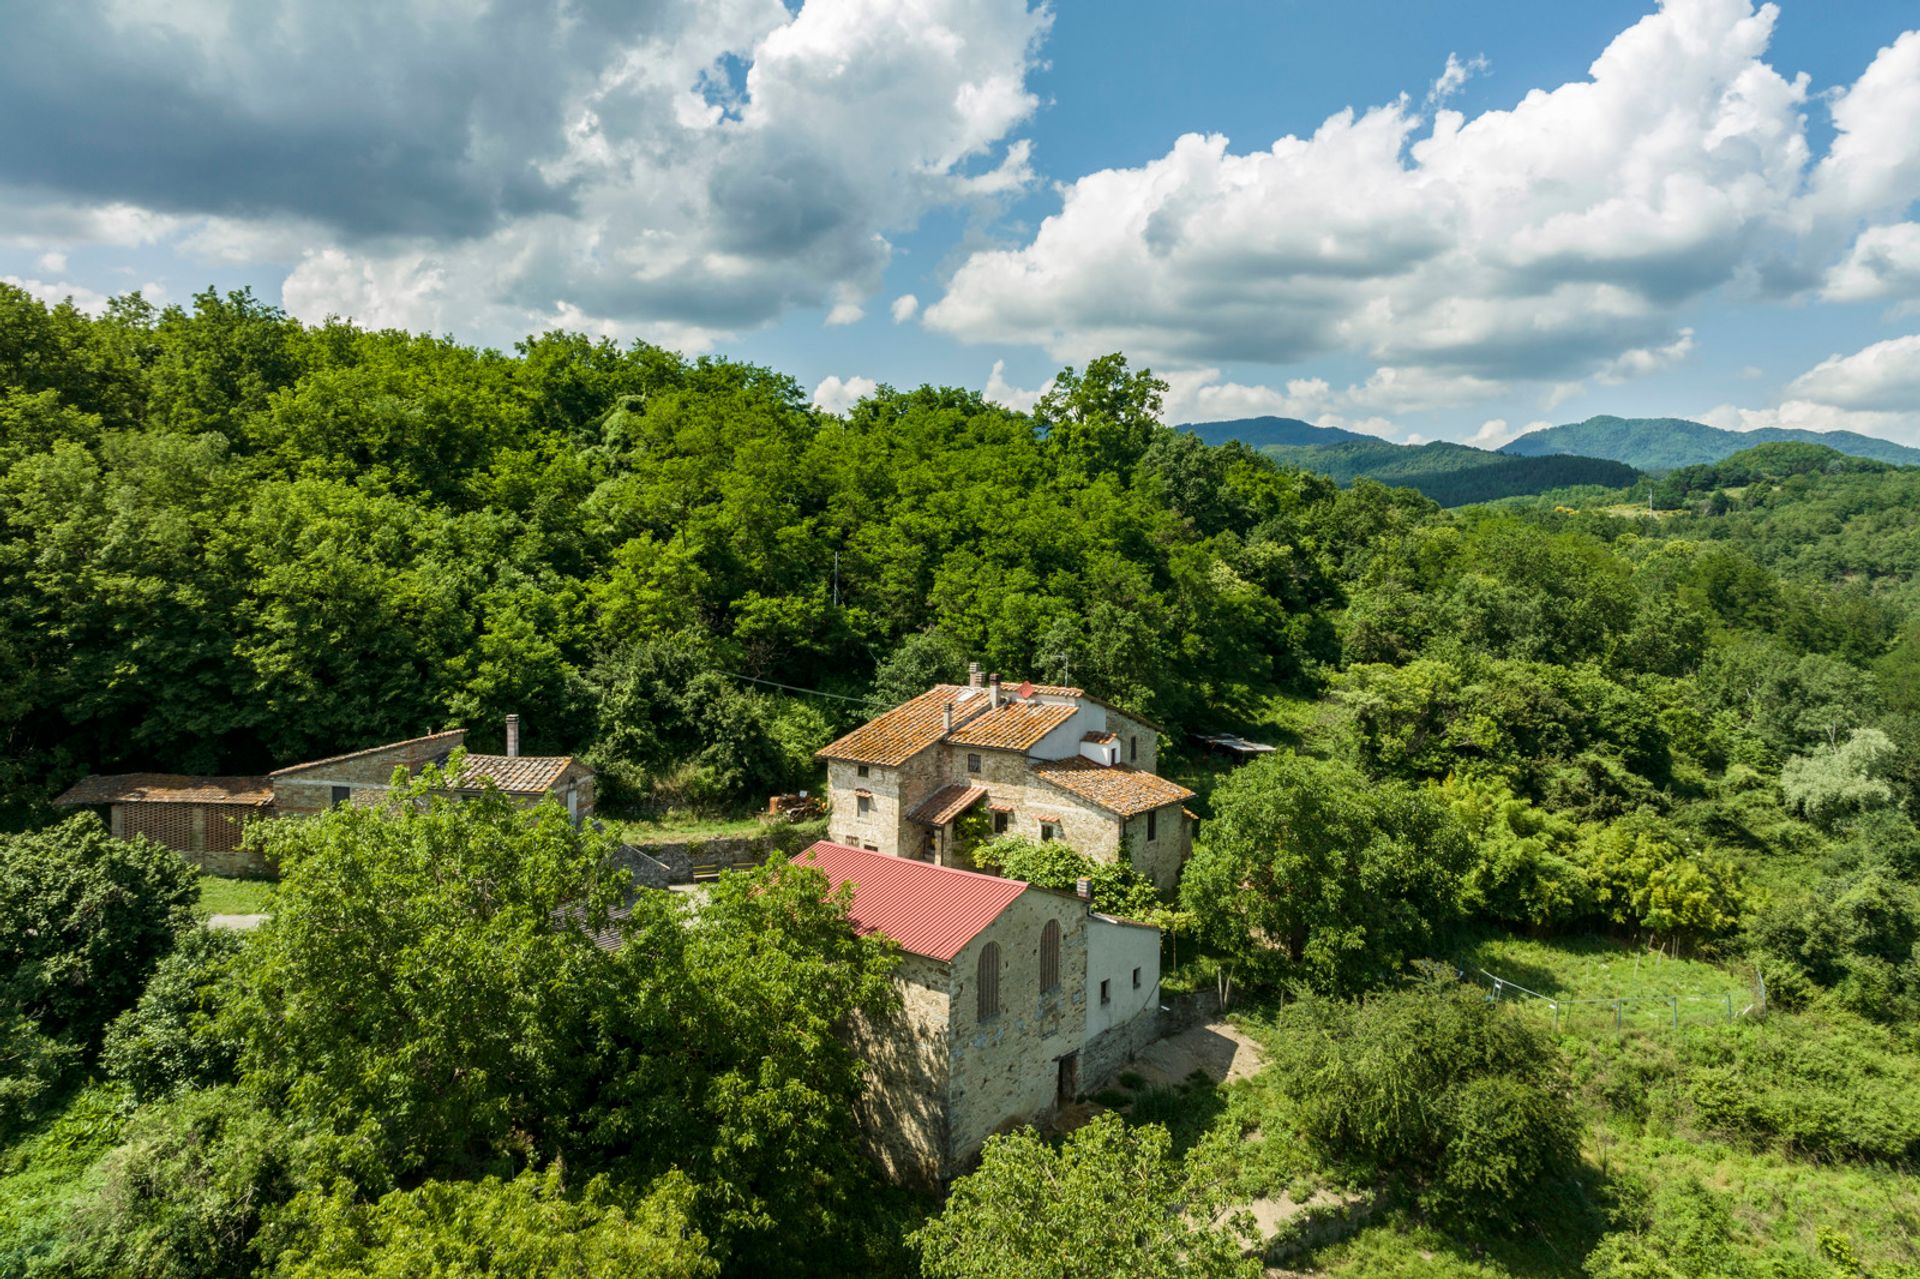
1085,914,1160,1042
1028,701,1107,761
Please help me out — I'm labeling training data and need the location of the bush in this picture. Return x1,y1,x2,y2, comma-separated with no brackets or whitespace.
1578,810,1744,949
911,1113,1258,1279
266,1166,714,1279
1676,1014,1920,1165
0,814,198,1050
101,928,245,1102
1266,976,1582,1229
56,1086,306,1279
0,1013,81,1138
971,836,1161,919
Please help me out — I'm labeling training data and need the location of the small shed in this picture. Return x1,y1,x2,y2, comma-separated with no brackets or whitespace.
53,773,274,875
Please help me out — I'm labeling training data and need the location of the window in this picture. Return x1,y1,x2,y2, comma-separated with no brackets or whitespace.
1132,966,1142,989
1040,822,1059,843
1099,978,1111,1006
856,794,871,817
967,752,982,774
1039,920,1060,995
977,943,1001,1021
857,764,869,778
1146,809,1157,841
330,785,351,806
992,810,1008,834
864,843,880,852
1129,736,1137,762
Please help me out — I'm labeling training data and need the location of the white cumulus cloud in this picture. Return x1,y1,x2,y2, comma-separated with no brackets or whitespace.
812,374,880,415
1785,333,1920,411
890,293,920,323
928,0,1920,415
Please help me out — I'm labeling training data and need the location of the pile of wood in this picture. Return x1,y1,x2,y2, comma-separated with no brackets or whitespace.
763,792,824,822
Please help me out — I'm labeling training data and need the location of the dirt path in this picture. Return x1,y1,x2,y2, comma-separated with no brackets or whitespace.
1128,1019,1266,1086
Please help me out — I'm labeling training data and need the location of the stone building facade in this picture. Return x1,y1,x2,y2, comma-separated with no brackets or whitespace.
55,720,593,875
818,670,1195,892
805,841,1160,1185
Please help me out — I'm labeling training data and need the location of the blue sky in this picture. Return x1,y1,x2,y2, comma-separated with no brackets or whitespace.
4,0,1920,445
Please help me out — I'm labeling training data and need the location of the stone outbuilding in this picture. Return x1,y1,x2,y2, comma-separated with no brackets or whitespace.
802,840,1161,1185
48,774,276,877
55,716,593,875
817,668,1195,891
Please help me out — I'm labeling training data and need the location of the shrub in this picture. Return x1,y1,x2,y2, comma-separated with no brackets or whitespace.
0,814,198,1050
1266,976,1582,1229
101,927,246,1101
911,1113,1258,1279
57,1086,306,1279
265,1166,714,1279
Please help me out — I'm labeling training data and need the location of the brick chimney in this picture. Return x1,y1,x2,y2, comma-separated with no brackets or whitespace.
1075,877,1092,900
989,673,1001,710
968,661,983,689
505,714,521,758
943,703,955,733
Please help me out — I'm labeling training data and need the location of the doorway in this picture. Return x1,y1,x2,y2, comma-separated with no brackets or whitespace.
1056,1051,1079,1105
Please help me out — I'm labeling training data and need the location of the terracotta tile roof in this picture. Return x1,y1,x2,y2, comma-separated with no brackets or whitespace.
946,700,1077,751
1029,757,1195,817
800,841,1029,962
818,679,1159,764
1082,730,1116,743
907,784,988,827
456,754,580,794
817,685,986,766
54,774,274,807
270,729,468,777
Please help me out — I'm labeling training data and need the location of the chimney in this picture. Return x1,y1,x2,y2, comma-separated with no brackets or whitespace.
1075,877,1092,901
943,704,955,733
968,661,983,689
505,714,521,758
989,673,1001,710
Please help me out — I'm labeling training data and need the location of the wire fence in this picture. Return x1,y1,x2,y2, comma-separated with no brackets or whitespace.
1476,967,1762,1033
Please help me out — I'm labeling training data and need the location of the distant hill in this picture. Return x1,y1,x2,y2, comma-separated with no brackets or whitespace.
1179,418,1640,506
1500,415,1920,470
1181,416,1374,450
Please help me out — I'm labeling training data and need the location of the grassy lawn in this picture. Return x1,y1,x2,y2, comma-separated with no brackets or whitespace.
602,811,774,844
194,872,275,918
1454,931,1755,1031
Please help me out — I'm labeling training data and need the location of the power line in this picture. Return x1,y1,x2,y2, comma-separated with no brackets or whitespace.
719,671,868,704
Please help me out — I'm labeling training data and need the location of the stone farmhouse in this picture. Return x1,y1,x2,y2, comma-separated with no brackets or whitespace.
54,715,593,875
816,667,1196,891
801,841,1161,1185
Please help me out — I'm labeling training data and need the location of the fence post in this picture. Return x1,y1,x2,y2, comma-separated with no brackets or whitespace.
1614,999,1622,1033
1671,996,1678,1028
1552,1002,1560,1032
1725,993,1732,1023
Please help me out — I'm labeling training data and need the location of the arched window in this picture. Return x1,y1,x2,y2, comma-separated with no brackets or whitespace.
1039,920,1060,996
977,942,1001,1021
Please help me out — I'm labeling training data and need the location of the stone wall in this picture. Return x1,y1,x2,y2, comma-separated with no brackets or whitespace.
1080,1003,1164,1091
1121,803,1191,893
271,730,467,815
943,889,1089,1169
1105,708,1159,774
826,748,946,860
849,952,953,1187
948,745,1124,862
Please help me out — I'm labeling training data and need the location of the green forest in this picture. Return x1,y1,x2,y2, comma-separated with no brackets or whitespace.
4,284,1920,1277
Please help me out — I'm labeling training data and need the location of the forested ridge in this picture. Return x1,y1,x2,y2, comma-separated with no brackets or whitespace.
4,284,1920,1277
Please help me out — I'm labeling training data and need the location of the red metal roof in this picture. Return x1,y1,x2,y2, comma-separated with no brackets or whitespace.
800,841,1028,963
